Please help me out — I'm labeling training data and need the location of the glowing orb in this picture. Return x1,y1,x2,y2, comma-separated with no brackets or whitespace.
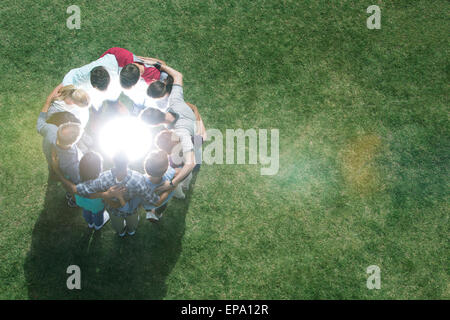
98,117,152,161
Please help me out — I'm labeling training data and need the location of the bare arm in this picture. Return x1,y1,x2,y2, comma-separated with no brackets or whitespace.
159,64,183,86
186,102,207,140
155,151,195,193
43,84,63,112
135,55,166,66
154,189,174,206
51,149,126,200
51,148,77,193
172,151,196,186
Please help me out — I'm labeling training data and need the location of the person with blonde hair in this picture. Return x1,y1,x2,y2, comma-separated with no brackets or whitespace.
47,85,90,129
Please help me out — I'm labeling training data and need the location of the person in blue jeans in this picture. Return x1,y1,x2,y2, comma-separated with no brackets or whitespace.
53,151,126,230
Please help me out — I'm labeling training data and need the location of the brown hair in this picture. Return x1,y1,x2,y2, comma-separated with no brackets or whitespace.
155,130,179,153
144,150,169,177
79,152,103,182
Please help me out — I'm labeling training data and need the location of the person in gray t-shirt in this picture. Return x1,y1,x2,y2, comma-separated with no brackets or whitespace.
140,64,207,194
51,123,83,184
37,88,82,170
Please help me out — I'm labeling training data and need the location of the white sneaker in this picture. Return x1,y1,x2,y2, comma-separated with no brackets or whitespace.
145,211,159,222
181,173,193,191
88,223,94,229
94,211,110,231
118,219,126,237
173,185,185,199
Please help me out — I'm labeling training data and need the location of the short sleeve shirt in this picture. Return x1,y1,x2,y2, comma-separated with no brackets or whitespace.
142,167,176,209
62,54,122,110
100,47,161,84
36,112,57,165
167,85,197,153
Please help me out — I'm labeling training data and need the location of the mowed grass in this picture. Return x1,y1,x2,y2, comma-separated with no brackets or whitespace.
0,0,448,299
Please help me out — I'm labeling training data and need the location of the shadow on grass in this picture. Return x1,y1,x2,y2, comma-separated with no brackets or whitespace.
24,173,198,299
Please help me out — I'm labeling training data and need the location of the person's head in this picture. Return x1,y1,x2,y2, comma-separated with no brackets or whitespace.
140,107,166,126
54,85,90,107
120,63,140,89
79,151,103,182
112,152,129,173
71,88,90,107
155,129,180,154
147,75,173,99
144,150,169,178
56,122,82,148
90,66,110,91
46,111,81,126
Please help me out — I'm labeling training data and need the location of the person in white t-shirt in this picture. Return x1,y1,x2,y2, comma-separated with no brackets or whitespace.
46,85,90,128
61,54,122,111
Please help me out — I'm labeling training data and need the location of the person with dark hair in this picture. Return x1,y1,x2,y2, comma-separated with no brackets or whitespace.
77,151,112,229
51,152,127,229
74,152,163,237
53,152,117,230
147,75,174,99
139,107,167,125
142,150,177,222
155,130,192,199
100,47,165,87
46,111,80,126
61,52,121,111
99,47,169,115
90,66,110,91
140,64,207,197
120,63,141,89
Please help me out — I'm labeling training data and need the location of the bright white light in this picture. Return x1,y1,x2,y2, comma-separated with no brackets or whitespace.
99,117,153,161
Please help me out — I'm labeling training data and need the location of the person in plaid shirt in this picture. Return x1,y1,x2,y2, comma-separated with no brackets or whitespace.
76,152,162,237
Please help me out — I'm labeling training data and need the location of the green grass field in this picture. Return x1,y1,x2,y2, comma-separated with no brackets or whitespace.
0,0,448,299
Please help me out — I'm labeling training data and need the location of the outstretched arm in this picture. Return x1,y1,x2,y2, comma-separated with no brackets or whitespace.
135,55,166,66
43,84,63,112
186,102,207,140
51,149,127,200
155,151,195,193
159,64,183,86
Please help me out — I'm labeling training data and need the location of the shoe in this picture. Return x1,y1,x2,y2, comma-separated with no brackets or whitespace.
118,219,126,237
94,211,110,231
127,230,136,236
173,185,185,199
88,223,94,229
65,192,72,200
146,210,159,223
181,173,193,191
67,197,77,208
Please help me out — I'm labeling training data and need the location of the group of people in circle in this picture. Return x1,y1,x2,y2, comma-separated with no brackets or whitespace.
37,47,206,237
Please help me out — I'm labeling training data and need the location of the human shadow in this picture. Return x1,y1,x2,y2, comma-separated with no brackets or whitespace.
24,172,199,299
